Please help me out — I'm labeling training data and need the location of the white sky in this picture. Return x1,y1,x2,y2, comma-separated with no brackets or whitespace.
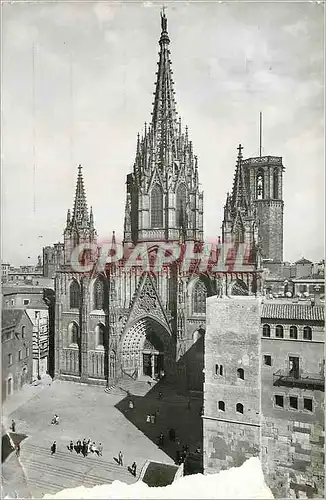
2,0,324,266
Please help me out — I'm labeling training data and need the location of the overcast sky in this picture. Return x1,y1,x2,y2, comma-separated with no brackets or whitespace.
2,0,324,266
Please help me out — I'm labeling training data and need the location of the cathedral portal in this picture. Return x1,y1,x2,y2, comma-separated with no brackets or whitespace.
121,317,175,381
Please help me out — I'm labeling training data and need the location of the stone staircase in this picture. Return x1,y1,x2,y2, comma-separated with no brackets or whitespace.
105,376,158,398
2,441,138,498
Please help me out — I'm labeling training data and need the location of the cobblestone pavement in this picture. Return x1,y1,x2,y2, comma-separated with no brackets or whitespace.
2,380,175,498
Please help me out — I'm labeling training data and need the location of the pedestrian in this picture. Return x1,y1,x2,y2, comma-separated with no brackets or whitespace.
82,439,87,457
76,440,81,454
129,399,134,410
159,432,164,446
187,398,191,410
69,440,74,452
169,428,175,441
151,414,156,424
98,443,103,457
158,392,163,400
131,461,137,476
11,420,16,433
146,414,151,423
51,441,56,455
118,451,123,466
15,443,20,458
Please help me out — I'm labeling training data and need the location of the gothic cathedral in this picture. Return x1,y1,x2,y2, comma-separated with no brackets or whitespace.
54,13,283,390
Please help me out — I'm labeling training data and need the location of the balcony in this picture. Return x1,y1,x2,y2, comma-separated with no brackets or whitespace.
273,370,324,391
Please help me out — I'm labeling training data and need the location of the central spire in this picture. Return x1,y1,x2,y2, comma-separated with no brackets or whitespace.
151,9,178,156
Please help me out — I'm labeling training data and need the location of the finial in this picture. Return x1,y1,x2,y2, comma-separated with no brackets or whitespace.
78,164,82,173
237,144,243,157
112,230,116,245
161,6,167,32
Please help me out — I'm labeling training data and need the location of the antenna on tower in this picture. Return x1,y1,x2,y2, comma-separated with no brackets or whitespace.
259,111,263,157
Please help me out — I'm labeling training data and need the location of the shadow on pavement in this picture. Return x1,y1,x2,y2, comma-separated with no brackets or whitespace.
1,433,27,463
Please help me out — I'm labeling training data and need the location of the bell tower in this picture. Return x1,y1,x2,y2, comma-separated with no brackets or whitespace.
242,151,284,263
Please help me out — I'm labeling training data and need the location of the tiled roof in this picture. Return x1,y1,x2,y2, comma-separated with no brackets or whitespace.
262,303,324,322
295,257,313,265
2,309,24,330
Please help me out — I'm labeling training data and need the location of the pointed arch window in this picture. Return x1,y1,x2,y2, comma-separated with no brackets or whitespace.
94,279,105,310
68,322,79,346
256,170,264,200
70,280,80,309
95,323,105,348
151,184,163,228
273,168,279,199
192,280,207,314
176,184,187,227
234,222,244,244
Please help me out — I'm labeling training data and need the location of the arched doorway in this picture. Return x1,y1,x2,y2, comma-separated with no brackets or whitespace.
121,317,175,381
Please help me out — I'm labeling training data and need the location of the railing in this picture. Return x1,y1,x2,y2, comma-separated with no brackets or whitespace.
273,370,324,391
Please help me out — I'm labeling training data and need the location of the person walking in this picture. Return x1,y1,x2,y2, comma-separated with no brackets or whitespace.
131,461,137,476
69,440,74,452
11,420,16,432
128,399,134,410
15,443,20,458
51,441,56,455
187,398,191,410
158,432,164,446
118,451,123,466
98,443,103,457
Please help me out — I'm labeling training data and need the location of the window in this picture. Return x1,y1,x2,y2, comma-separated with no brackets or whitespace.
21,326,26,338
273,169,279,199
275,395,284,408
264,355,272,366
236,403,244,414
275,325,284,338
176,184,187,227
18,350,22,361
70,280,80,309
7,377,13,396
218,401,225,412
289,396,298,409
289,356,300,379
68,322,79,345
290,326,298,339
237,368,244,380
215,364,224,376
95,324,105,347
256,170,264,200
25,347,30,358
8,353,13,366
303,326,312,340
11,300,15,306
192,280,207,314
23,299,29,306
151,184,163,228
94,279,105,310
303,398,313,412
262,324,270,337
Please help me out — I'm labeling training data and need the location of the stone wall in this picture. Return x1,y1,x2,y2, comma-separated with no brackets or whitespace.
203,296,262,473
256,200,283,262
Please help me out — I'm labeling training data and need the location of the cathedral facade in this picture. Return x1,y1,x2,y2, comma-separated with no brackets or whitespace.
54,13,270,390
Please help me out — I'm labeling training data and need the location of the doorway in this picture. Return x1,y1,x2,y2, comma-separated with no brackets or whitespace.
143,354,152,377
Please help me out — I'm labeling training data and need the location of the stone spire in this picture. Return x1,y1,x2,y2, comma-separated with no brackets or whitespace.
72,164,89,228
231,145,250,215
151,9,178,157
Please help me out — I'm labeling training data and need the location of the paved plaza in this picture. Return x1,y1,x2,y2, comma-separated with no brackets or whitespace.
2,379,202,498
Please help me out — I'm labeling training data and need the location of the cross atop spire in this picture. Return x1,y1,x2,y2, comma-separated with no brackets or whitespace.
237,143,243,157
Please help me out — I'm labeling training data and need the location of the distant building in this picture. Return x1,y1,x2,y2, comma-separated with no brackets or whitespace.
43,243,64,278
8,265,43,286
203,294,324,499
295,257,313,279
1,263,10,284
2,309,34,401
2,286,55,381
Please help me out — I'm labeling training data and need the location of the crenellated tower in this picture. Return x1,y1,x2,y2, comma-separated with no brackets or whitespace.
123,11,203,246
64,165,97,264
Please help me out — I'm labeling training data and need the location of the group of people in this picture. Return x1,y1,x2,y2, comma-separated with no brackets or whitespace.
68,439,103,457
